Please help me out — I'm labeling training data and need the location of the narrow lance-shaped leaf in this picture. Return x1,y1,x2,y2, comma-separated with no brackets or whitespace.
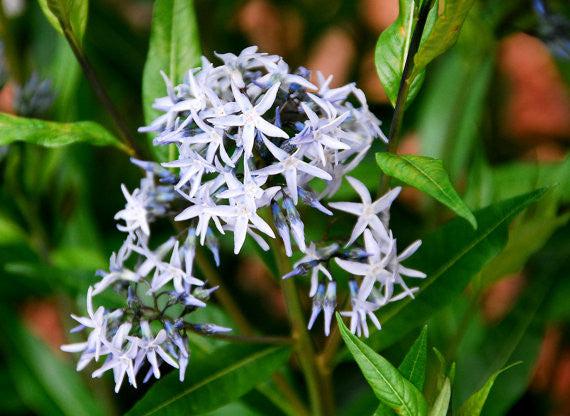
412,0,476,78
455,363,520,416
38,0,89,44
398,325,428,391
361,188,547,353
337,314,428,416
143,0,202,162
428,377,451,416
373,325,429,415
126,344,290,416
0,113,127,151
376,152,477,228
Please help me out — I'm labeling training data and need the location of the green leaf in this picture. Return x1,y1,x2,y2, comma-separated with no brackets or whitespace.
127,344,290,416
337,314,428,416
361,188,547,354
453,250,563,415
399,325,428,391
143,0,201,162
375,0,428,106
376,153,477,228
455,363,519,416
416,23,495,180
476,211,569,287
0,113,126,151
0,212,27,244
428,377,451,416
412,0,476,78
38,0,88,44
372,326,428,416
0,307,107,416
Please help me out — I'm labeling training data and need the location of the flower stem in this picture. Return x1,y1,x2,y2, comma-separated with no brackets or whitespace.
272,239,335,416
380,0,436,193
193,246,310,416
194,248,253,336
54,21,145,159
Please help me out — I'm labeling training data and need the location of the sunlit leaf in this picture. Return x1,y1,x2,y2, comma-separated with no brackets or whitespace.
142,0,201,162
337,314,428,416
38,0,88,44
127,344,290,416
0,113,126,151
376,153,477,228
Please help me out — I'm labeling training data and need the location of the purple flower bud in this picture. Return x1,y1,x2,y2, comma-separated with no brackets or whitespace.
194,323,232,334
283,197,306,252
298,187,333,215
205,228,220,266
272,201,292,257
308,283,325,330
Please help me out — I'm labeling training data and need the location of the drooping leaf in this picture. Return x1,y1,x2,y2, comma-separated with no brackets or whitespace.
455,363,519,416
375,153,477,228
0,113,126,151
375,0,435,106
361,188,547,354
142,0,201,162
0,307,107,416
38,0,89,44
412,0,476,78
127,344,290,416
337,314,428,416
398,325,428,391
428,377,450,416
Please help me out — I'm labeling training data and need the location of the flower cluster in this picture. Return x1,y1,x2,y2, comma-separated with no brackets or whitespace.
63,46,425,391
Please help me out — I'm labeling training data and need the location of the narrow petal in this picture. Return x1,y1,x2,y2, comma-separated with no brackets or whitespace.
346,176,372,205
255,82,281,115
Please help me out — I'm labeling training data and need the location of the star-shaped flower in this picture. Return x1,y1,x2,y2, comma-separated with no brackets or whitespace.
209,81,288,158
254,135,332,204
329,176,401,246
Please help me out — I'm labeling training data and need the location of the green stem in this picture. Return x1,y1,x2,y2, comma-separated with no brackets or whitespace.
193,246,310,416
272,239,334,416
56,22,145,159
380,0,435,194
194,248,253,336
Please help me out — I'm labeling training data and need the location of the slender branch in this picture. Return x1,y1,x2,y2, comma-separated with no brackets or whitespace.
194,247,254,336
380,0,436,193
178,227,309,416
56,22,145,159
